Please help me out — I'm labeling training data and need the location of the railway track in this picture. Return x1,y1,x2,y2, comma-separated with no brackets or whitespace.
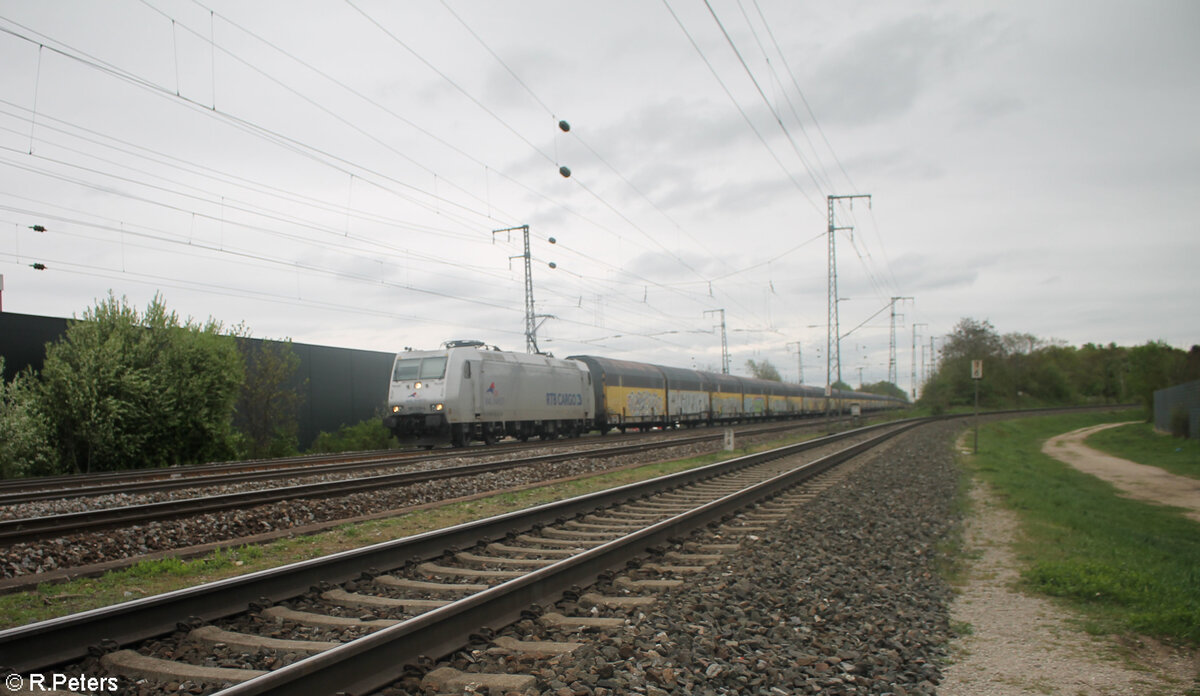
0,419,852,546
0,419,918,696
0,418,852,507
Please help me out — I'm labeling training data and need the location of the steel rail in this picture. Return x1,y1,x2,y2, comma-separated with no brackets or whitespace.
0,419,909,674
0,420,829,544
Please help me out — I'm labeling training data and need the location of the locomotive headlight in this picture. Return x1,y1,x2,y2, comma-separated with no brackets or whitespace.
391,405,400,413
434,403,444,411
415,381,422,389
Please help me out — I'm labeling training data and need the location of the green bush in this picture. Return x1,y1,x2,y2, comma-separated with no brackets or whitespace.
39,293,244,472
309,417,394,454
0,357,58,478
230,330,304,460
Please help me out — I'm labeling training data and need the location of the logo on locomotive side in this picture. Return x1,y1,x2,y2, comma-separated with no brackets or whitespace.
546,392,583,406
484,382,506,405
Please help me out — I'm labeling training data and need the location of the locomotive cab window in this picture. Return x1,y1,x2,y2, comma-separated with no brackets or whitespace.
420,357,447,378
393,357,448,381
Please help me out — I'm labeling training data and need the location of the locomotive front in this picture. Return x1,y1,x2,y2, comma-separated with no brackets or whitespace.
383,349,454,445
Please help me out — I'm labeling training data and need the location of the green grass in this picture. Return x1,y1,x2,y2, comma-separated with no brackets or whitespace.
964,410,1200,644
0,428,822,629
1085,421,1200,481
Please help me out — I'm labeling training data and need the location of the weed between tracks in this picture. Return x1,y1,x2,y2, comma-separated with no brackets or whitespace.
0,429,823,629
961,411,1200,645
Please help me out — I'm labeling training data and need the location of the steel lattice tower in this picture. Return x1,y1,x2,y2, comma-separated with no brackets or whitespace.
826,194,870,409
704,309,730,374
494,224,553,354
888,296,912,386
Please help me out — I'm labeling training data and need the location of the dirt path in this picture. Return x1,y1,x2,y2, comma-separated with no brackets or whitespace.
941,432,1200,695
1042,422,1200,523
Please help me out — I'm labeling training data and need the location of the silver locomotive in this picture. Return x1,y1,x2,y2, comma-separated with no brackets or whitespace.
383,340,594,447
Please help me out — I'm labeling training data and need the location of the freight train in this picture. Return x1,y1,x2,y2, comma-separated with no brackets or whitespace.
383,340,906,447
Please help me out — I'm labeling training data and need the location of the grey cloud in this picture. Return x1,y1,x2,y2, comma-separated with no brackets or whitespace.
803,12,1006,127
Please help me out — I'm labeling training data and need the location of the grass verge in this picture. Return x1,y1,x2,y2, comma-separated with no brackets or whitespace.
0,429,824,630
963,410,1200,644
1084,420,1200,481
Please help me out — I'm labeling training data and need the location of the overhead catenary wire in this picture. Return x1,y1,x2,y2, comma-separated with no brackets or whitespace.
701,0,829,200
660,0,823,216
349,0,737,302
437,0,733,273
734,0,836,194
749,0,857,193
0,97,476,241
0,4,885,367
138,1,753,316
0,19,507,235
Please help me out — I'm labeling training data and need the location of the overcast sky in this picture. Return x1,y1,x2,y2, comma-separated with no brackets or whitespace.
0,0,1196,394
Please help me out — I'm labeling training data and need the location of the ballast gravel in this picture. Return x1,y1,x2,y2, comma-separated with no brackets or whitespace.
409,420,961,696
0,428,806,579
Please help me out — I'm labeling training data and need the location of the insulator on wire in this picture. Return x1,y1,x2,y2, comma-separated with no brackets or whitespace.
30,263,46,270
29,225,46,232
559,166,571,178
558,120,570,132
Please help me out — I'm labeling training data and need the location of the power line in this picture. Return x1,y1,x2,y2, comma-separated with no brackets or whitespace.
734,0,836,193
0,201,522,312
438,0,732,272
660,0,823,216
0,18,505,232
344,0,557,170
702,0,828,199
351,0,736,296
749,0,857,192
0,6,839,359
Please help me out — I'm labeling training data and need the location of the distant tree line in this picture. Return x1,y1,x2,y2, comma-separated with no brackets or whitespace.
745,358,910,402
0,294,305,478
918,318,1200,415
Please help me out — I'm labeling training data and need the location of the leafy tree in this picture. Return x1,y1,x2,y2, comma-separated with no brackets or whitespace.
918,317,1197,413
859,380,909,401
39,293,243,472
0,357,57,478
745,358,782,381
232,326,305,459
1126,340,1188,411
1186,346,1200,381
920,318,1009,410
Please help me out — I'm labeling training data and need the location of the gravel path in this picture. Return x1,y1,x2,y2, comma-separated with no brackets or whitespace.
420,420,965,695
1042,422,1200,522
942,433,1200,695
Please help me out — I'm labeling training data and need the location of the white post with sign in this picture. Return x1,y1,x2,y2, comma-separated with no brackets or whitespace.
971,360,983,453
